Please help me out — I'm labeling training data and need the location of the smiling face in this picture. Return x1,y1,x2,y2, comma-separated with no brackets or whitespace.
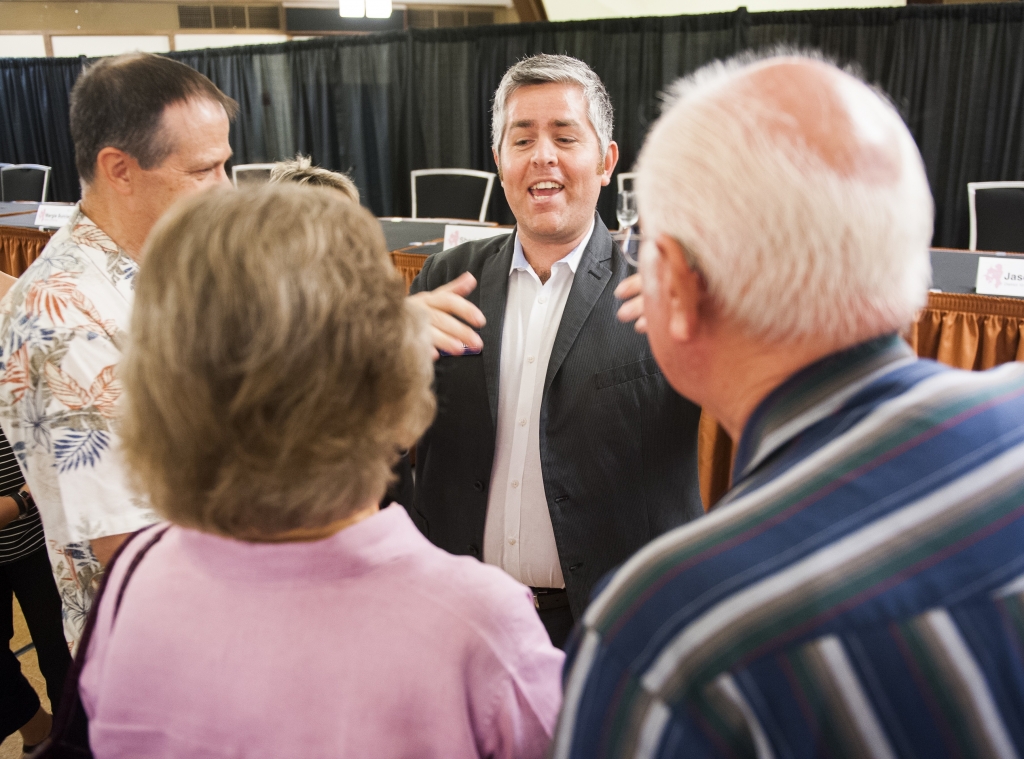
132,97,233,244
494,82,617,250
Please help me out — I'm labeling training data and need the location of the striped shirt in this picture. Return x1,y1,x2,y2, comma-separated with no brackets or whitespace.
554,334,1024,759
0,425,41,565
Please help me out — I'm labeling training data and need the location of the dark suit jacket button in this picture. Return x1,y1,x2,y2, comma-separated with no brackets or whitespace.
473,480,484,491
569,563,583,572
468,544,480,556
554,495,569,503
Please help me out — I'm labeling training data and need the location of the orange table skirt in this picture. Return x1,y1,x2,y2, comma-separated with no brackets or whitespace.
391,251,429,292
0,225,52,277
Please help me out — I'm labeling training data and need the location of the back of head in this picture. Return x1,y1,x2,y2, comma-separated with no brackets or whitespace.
121,185,435,539
637,52,934,345
70,52,237,185
491,53,614,160
270,155,360,205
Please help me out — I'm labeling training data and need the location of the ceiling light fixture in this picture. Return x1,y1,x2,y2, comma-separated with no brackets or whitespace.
365,0,392,18
339,0,364,17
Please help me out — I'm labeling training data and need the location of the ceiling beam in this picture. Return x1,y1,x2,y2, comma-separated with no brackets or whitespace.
511,0,547,21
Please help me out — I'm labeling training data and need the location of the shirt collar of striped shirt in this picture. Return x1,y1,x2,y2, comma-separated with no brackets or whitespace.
733,333,917,484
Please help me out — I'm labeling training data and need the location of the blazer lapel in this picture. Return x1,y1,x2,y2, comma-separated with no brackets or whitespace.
544,216,615,394
479,231,515,427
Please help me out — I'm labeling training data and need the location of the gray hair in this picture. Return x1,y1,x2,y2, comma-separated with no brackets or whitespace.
491,54,614,159
637,51,933,344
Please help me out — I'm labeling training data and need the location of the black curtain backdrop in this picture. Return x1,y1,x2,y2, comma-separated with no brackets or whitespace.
2,3,1024,247
0,57,85,204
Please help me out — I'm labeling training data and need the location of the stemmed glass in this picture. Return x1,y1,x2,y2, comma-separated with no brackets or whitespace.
616,190,640,266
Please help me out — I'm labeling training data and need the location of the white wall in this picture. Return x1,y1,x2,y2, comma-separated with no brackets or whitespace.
0,35,46,57
544,0,901,20
50,34,170,57
174,34,290,50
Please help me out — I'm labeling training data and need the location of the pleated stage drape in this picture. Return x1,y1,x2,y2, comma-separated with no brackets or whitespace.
3,3,1024,248
698,292,1024,510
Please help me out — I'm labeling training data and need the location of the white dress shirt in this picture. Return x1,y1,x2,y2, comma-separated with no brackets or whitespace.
483,221,595,589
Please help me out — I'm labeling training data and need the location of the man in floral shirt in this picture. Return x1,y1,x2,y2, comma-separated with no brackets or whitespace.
0,53,236,647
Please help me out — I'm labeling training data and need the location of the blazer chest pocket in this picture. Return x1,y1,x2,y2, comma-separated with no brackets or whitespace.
594,357,662,390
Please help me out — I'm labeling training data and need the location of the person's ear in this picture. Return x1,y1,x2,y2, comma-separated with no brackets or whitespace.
655,233,703,343
93,148,137,197
599,141,619,185
492,147,503,182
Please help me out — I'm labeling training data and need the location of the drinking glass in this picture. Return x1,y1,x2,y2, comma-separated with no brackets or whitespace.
616,190,640,266
617,190,638,230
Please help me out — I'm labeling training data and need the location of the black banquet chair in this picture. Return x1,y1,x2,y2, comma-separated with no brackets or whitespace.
411,169,496,222
969,181,1024,254
1,164,50,202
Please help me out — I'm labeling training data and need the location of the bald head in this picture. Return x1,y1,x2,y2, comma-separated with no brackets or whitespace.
636,52,933,345
724,59,902,184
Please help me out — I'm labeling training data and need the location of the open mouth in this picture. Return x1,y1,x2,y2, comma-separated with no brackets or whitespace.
529,181,564,198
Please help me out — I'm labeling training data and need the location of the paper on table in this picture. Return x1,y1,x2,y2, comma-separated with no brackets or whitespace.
34,204,76,229
976,256,1024,297
443,225,512,251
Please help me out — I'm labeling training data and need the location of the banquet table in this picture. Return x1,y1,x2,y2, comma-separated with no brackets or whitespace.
0,201,56,277
380,218,446,290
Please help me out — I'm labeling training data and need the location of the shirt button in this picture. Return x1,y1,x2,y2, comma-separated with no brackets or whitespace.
538,296,547,304
527,356,535,363
508,537,516,546
511,480,519,489
519,418,527,426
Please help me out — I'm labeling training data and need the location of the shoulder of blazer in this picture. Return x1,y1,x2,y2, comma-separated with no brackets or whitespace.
412,233,515,292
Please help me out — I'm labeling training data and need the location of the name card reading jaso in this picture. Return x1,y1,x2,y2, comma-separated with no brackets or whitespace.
976,256,1024,297
33,204,76,229
443,225,512,251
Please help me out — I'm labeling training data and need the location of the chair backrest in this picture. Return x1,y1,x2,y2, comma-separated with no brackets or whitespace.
411,169,496,222
616,172,638,195
232,163,277,189
969,181,1024,253
1,164,50,203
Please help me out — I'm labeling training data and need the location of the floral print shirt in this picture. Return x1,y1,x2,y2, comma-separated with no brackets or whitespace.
0,207,158,648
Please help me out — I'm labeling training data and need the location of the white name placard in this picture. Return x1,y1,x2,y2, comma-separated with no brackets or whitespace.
443,225,512,251
33,203,76,229
976,256,1024,297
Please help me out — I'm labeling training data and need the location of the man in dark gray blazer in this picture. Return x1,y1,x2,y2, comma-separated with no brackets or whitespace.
408,54,702,648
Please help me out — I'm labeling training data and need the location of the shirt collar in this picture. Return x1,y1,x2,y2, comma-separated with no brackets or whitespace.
732,333,917,484
510,217,596,278
69,204,139,279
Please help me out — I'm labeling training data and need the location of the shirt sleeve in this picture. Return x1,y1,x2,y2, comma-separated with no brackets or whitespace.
30,299,157,543
478,584,566,759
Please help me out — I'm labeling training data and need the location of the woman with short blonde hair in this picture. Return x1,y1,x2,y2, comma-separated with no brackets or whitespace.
122,184,421,536
270,154,360,204
78,185,564,759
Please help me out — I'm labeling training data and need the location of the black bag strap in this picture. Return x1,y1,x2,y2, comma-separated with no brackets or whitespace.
30,523,172,759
